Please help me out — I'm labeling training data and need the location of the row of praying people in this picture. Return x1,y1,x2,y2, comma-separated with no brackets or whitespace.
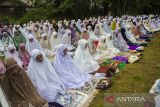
0,15,160,70
0,46,94,107
0,14,160,107
0,15,159,69
1,15,160,72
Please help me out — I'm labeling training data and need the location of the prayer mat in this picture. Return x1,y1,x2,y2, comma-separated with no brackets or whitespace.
112,56,128,63
64,77,99,107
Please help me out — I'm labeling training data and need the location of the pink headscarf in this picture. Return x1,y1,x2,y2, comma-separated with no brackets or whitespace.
18,43,31,70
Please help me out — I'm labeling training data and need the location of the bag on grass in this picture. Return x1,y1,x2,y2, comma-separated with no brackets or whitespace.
96,78,112,90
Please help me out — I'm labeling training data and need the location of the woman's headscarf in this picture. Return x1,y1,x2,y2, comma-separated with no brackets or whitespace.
1,32,15,54
98,36,108,50
43,23,49,36
25,34,43,54
125,25,137,43
27,49,66,102
48,26,54,38
12,30,26,49
74,39,100,73
6,44,23,67
51,32,62,50
1,58,47,107
57,22,65,37
98,35,118,58
111,19,117,31
112,27,129,52
62,29,72,46
103,21,113,34
40,33,51,50
94,24,101,36
76,19,83,32
54,44,91,88
88,35,99,55
18,43,31,70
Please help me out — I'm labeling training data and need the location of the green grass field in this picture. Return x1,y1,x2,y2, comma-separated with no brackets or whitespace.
89,33,160,107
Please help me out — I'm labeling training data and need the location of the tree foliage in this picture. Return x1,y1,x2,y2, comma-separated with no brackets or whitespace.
17,0,160,23
50,0,160,16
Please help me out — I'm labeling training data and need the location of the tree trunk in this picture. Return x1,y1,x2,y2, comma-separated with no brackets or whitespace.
108,3,112,16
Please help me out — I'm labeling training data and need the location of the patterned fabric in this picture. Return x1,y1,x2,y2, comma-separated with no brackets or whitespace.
112,56,128,63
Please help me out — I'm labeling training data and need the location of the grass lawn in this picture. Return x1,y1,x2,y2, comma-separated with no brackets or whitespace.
89,33,160,107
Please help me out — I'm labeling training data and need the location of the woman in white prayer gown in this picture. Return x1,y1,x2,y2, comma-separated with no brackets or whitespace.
97,36,116,59
103,20,113,34
143,20,152,32
40,34,52,50
40,33,54,57
98,22,120,54
1,33,15,51
53,44,91,89
12,25,24,37
27,49,66,103
125,24,147,45
99,22,112,37
105,33,120,55
43,23,49,36
94,24,102,37
48,25,54,38
25,34,43,54
139,23,148,35
76,19,83,33
58,21,66,37
74,39,100,73
39,25,45,36
87,26,98,39
87,35,101,60
62,29,72,47
6,44,23,67
125,25,137,43
51,32,62,51
150,20,158,30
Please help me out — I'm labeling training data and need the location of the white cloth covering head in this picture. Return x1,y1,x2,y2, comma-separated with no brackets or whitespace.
53,44,91,88
100,36,106,42
51,32,62,50
26,34,43,54
98,35,119,58
76,19,83,32
41,33,47,38
6,44,23,67
105,33,118,50
88,26,98,39
98,36,108,50
88,36,100,60
62,29,71,46
74,39,100,73
52,32,57,37
27,49,66,102
100,35,108,44
125,24,137,43
65,29,71,34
